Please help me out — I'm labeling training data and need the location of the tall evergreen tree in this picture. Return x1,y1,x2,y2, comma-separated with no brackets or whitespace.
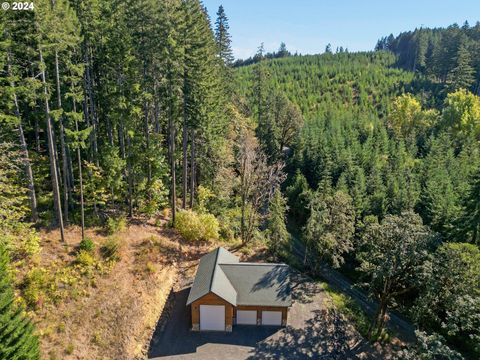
448,42,476,91
214,5,233,66
459,166,480,244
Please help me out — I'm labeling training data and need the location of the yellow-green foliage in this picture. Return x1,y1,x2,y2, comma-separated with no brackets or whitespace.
175,210,219,241
76,250,95,267
200,213,220,241
105,216,127,235
23,267,50,308
197,185,215,213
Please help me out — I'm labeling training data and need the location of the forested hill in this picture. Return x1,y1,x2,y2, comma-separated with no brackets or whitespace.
376,21,480,95
235,51,418,120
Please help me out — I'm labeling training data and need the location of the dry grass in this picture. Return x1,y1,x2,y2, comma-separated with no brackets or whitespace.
13,217,212,360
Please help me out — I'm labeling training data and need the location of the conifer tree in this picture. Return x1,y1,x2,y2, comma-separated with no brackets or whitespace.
459,166,480,244
448,42,476,91
214,5,234,66
0,244,40,360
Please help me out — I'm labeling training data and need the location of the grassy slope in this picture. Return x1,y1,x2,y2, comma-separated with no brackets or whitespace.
13,218,214,360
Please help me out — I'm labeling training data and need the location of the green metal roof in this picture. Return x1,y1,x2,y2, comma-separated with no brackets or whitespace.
186,247,292,307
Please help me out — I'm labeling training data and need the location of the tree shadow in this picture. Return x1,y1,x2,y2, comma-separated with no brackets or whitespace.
289,270,323,304
148,287,280,358
247,309,378,360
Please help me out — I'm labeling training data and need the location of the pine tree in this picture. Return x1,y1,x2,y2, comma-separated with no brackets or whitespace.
447,42,475,91
459,167,480,244
0,244,40,360
214,5,233,66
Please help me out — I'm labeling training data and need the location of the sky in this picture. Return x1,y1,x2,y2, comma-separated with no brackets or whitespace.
202,0,480,59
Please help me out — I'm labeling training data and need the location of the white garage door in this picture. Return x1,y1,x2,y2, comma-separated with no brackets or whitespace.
200,305,225,331
237,310,257,325
261,311,282,326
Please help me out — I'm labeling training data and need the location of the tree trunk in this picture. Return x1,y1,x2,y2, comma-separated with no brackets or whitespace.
7,54,38,222
73,101,85,240
39,48,65,242
189,129,195,208
54,50,70,224
182,107,188,209
127,134,133,218
84,46,98,165
168,83,176,224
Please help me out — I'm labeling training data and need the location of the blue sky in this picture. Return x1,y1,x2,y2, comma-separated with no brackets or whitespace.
202,0,480,59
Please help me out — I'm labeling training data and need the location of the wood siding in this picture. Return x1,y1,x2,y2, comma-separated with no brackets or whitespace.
191,292,289,330
191,293,233,331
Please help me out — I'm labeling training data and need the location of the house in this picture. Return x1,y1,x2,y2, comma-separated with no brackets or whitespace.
186,247,292,331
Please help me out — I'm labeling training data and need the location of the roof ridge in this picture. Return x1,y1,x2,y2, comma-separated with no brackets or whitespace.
208,247,221,292
219,262,288,266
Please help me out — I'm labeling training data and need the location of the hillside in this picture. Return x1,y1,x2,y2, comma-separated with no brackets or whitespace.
235,51,418,119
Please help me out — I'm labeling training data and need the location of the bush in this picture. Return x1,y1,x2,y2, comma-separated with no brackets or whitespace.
79,238,95,253
105,216,127,235
23,268,50,308
101,237,121,261
199,213,220,241
175,210,220,241
76,250,95,267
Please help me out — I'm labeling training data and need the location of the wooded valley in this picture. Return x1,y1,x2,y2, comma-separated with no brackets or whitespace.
0,1,479,359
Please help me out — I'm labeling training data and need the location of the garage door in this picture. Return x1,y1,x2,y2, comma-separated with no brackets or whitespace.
237,310,257,325
261,311,282,326
200,305,225,331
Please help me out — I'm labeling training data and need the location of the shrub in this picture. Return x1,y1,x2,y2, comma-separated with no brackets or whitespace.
199,213,220,241
175,210,203,241
105,216,127,235
101,237,121,261
138,179,169,216
23,268,50,308
79,238,95,253
175,210,220,241
75,250,95,267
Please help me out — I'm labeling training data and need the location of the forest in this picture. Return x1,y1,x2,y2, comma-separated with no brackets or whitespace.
0,1,479,359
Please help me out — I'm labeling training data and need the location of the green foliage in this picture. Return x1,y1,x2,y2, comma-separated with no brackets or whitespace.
79,237,95,253
0,244,40,360
322,282,371,339
266,189,290,257
413,243,480,356
304,191,355,268
285,170,311,225
458,166,480,244
174,209,220,242
105,216,127,235
397,330,464,360
380,23,480,95
357,212,433,338
197,185,215,214
22,268,50,308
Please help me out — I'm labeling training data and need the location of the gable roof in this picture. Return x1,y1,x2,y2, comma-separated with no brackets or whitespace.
186,247,292,307
186,247,239,306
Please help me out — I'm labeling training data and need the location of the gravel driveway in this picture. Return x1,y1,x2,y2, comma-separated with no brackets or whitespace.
148,273,379,359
